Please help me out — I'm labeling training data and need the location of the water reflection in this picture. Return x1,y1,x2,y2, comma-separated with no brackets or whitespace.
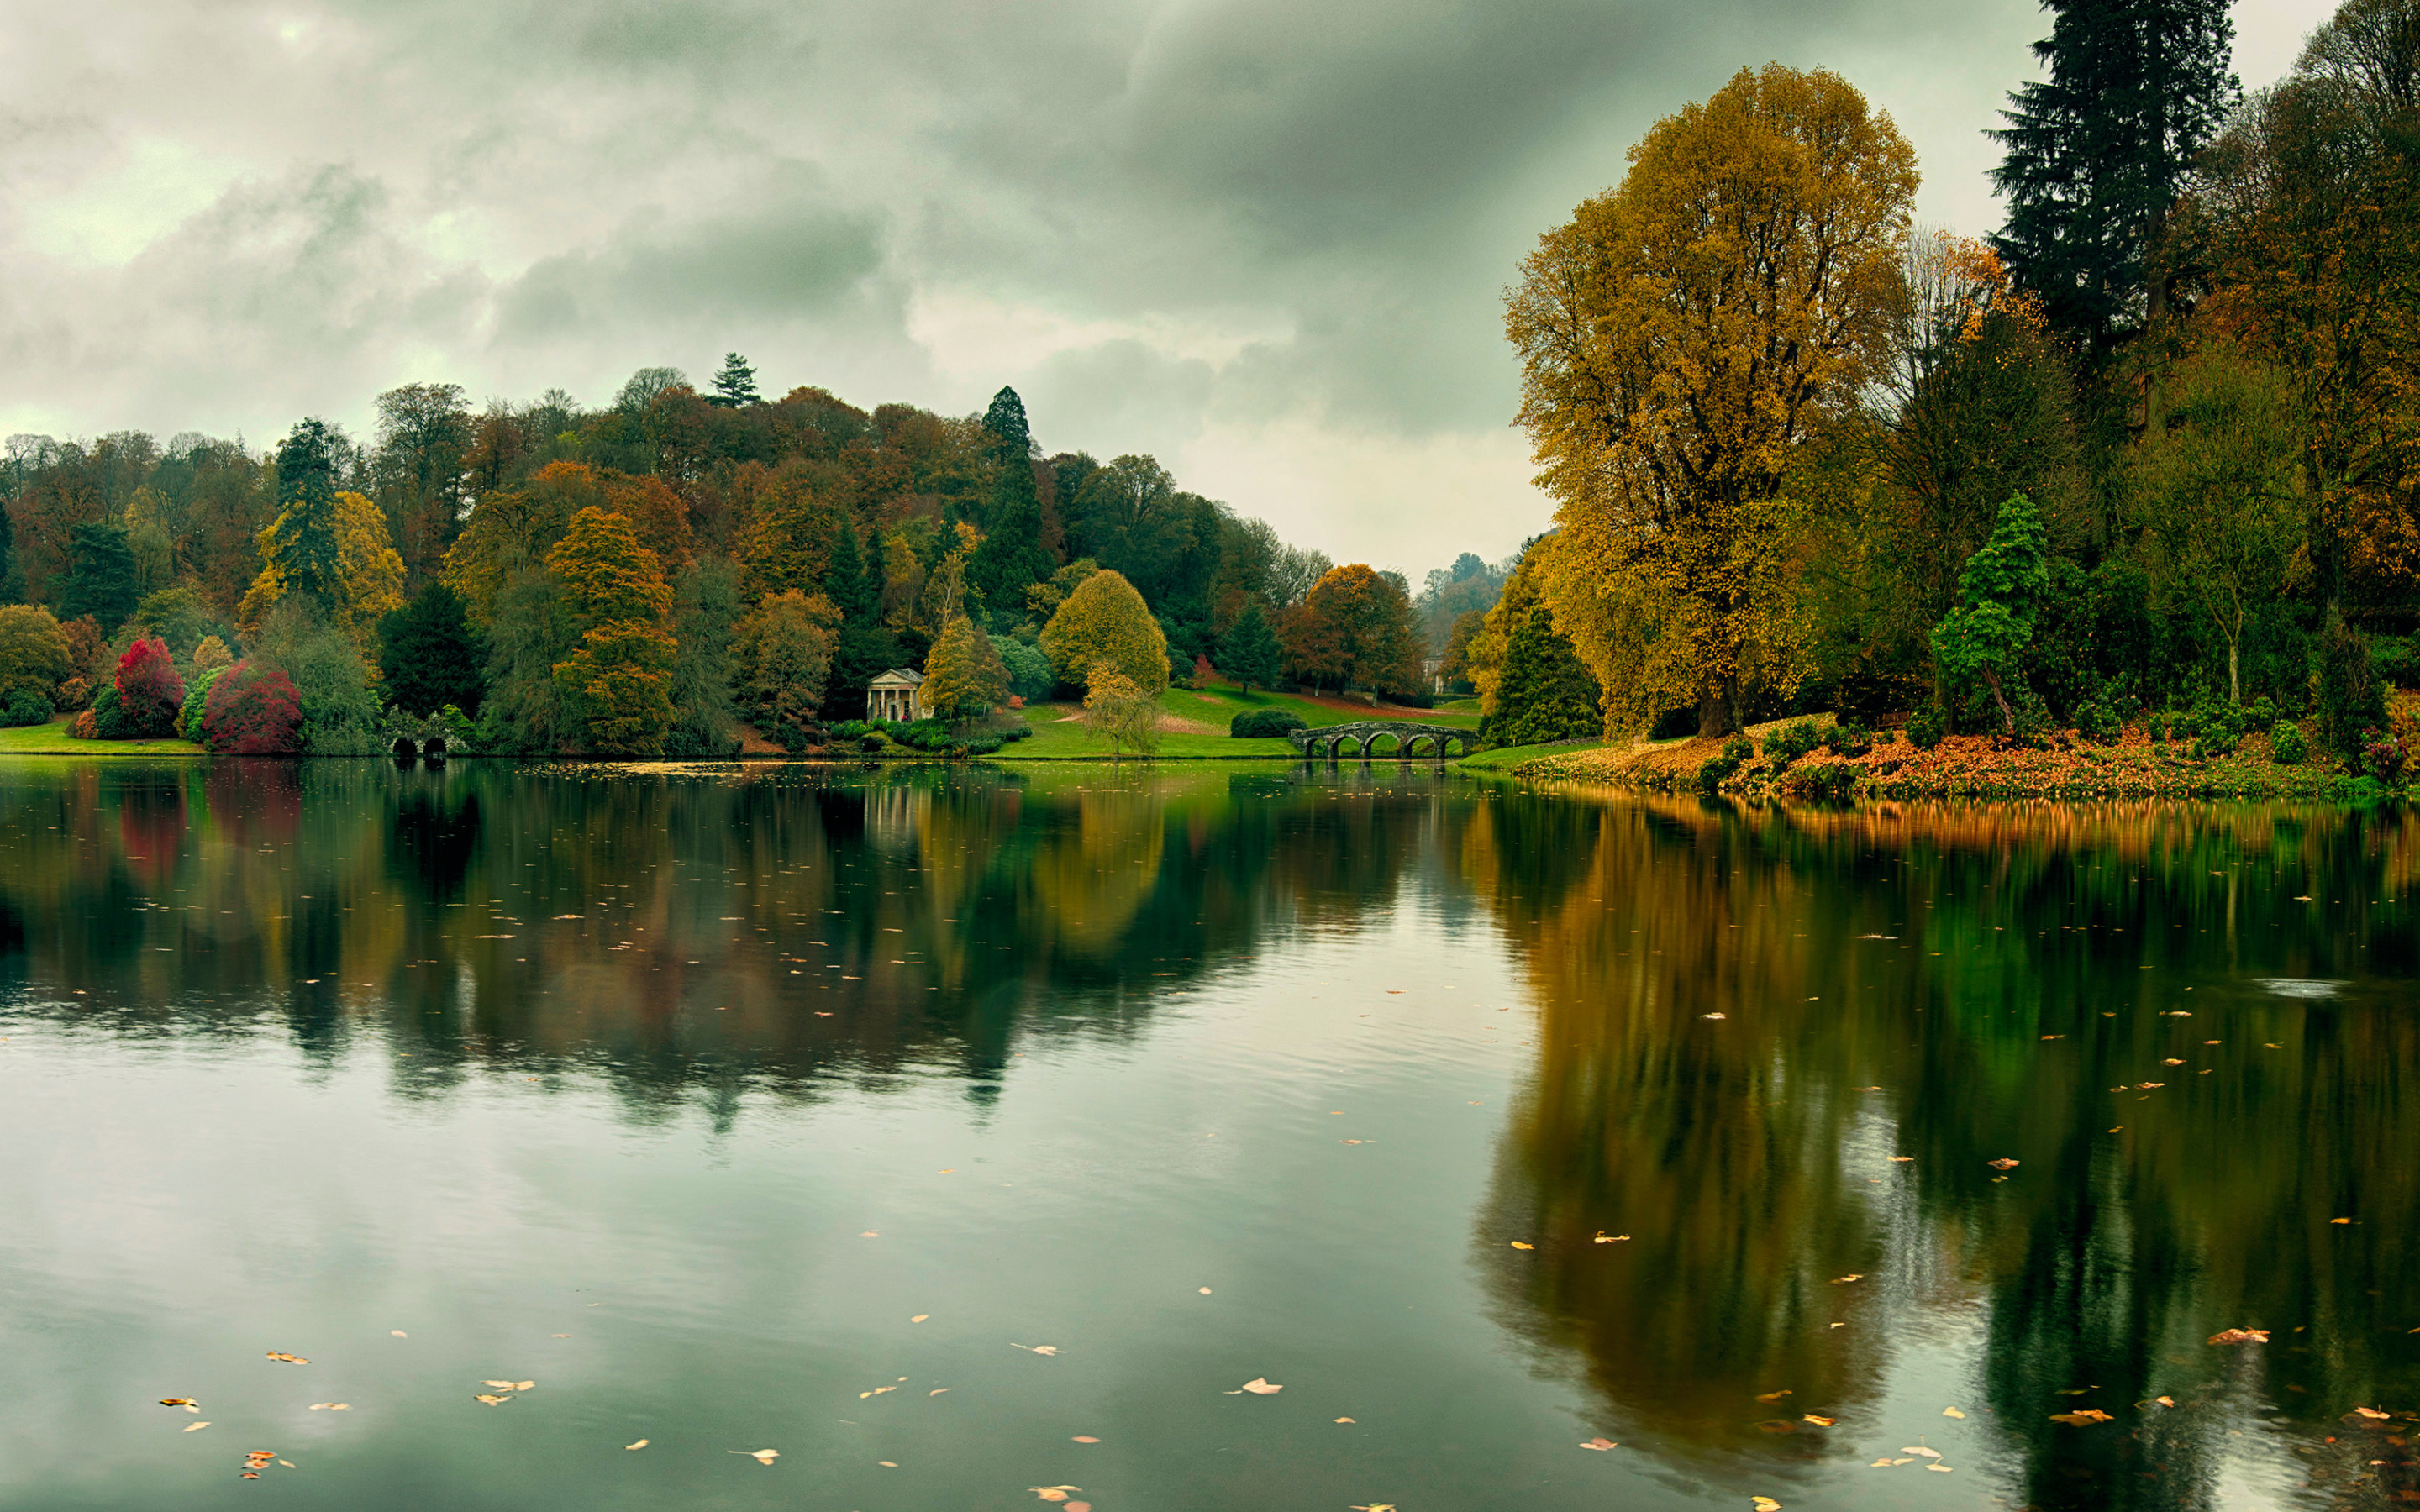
1475,792,2420,1509
6,766,2420,1508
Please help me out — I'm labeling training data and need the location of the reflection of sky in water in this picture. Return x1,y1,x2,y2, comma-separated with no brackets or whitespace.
0,765,2416,1511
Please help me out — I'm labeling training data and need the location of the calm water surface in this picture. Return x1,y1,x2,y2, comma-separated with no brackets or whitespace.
2,762,2417,1512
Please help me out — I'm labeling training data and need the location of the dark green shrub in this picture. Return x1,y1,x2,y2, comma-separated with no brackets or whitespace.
1794,762,1858,802
2244,696,2278,734
0,690,50,727
2320,607,2386,762
1761,720,1824,764
829,720,871,741
2075,700,2121,743
1905,705,1944,750
1695,735,1754,791
1231,707,1307,738
1824,720,1874,758
2270,722,2307,765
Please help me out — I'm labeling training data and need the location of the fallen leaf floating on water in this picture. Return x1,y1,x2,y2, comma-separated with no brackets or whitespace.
1071,1436,1101,1443
1829,1274,1864,1284
1012,1344,1061,1356
265,1352,308,1364
1509,1241,1534,1250
1701,1013,1727,1020
1336,1417,1357,1424
1755,1420,1797,1434
1802,1415,1837,1427
1032,1487,1080,1502
2154,1397,2176,1408
390,1331,408,1338
473,1394,509,1406
1902,1446,1940,1458
2331,1216,2354,1225
1594,1233,1630,1243
734,1449,779,1465
1987,1158,2019,1171
1580,1436,1618,1449
1351,1504,1398,1511
2137,1082,2165,1089
1752,1499,1783,1511
625,1440,649,1450
306,1403,348,1411
2049,1409,2115,1425
160,1399,196,1408
1754,1391,1792,1404
859,1387,896,1399
1943,1407,1965,1418
2163,1058,2186,1066
1239,1378,1284,1394
2208,1328,2270,1346
1924,1464,1955,1473
877,1461,898,1468
182,1422,211,1432
1889,1155,1914,1163
911,1315,929,1323
1198,1287,1213,1294
2353,1407,2391,1420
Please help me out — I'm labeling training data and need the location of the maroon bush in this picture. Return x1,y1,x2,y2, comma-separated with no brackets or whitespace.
200,662,302,754
113,636,187,738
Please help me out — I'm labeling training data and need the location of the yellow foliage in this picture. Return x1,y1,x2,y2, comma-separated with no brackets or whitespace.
1505,65,1917,734
237,491,406,654
1039,569,1168,696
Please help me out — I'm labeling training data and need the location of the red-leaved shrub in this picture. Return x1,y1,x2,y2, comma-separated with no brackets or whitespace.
70,709,97,739
113,637,186,738
200,662,302,754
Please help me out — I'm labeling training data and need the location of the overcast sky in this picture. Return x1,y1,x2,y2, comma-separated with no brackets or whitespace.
0,0,2320,575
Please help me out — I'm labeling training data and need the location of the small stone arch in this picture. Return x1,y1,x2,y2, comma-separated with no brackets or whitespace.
390,736,419,758
422,736,447,760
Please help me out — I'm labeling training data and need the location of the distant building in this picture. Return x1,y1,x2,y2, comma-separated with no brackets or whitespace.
867,668,929,722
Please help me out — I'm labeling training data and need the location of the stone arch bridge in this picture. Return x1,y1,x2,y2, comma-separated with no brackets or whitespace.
1287,722,1473,760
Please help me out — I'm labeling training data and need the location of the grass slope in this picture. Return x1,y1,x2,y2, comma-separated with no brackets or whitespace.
0,717,205,756
997,684,1481,761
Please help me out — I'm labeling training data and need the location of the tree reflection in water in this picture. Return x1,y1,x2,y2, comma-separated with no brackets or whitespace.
1473,790,2420,1511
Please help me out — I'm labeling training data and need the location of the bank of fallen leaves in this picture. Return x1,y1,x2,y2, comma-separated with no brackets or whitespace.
1526,716,2362,802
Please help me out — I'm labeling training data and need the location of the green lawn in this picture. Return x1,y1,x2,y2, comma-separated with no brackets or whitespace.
997,686,1484,762
1453,738,1597,773
0,717,205,755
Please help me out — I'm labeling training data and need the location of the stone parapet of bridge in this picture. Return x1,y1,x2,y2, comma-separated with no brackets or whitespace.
1286,722,1471,759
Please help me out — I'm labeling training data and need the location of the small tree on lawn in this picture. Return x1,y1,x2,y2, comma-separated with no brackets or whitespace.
923,615,1011,720
201,662,305,753
1931,493,2048,737
1222,601,1282,692
1083,668,1161,759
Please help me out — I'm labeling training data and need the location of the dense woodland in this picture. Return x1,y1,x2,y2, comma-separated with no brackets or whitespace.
0,351,1508,754
1494,0,2420,767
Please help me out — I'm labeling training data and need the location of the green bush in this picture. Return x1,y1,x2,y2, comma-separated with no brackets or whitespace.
1795,762,1858,802
1761,719,1824,764
2270,722,2307,765
2362,727,2407,785
1231,707,1307,738
1905,705,1944,750
180,665,225,743
0,689,50,727
1824,720,1874,758
2075,700,2122,744
1695,735,1754,791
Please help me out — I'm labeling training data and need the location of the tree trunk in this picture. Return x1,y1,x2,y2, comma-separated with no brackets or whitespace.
1982,667,2014,736
1696,678,1736,738
2228,634,2241,706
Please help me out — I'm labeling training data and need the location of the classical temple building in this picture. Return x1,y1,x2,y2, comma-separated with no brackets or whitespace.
867,668,929,723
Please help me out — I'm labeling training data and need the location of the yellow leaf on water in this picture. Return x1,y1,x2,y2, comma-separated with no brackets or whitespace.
482,1381,516,1389
625,1440,649,1450
1335,1417,1357,1424
159,1399,195,1408
1802,1414,1836,1426
474,1395,508,1406
1032,1487,1080,1502
877,1461,897,1467
910,1315,929,1323
1752,1498,1782,1511
182,1422,210,1432
265,1352,309,1364
514,1382,534,1392
1754,1391,1791,1404
1942,1407,1965,1418
733,1449,779,1465
1239,1378,1283,1394
929,1389,948,1395
1902,1446,1940,1458
390,1331,408,1338
1924,1463,1954,1473
1580,1436,1617,1449
2154,1396,2175,1407
1509,1241,1534,1250
2049,1410,2114,1425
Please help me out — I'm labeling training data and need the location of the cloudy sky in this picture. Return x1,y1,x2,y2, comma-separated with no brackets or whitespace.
0,0,2318,575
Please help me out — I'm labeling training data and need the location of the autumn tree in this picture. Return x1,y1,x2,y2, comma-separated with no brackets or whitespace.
1220,600,1282,691
0,606,71,704
734,590,839,743
2131,346,2305,703
1281,564,1418,696
923,614,1011,720
239,490,407,653
1039,568,1169,696
265,418,349,612
667,557,742,757
371,382,474,582
547,507,677,755
1933,495,2049,735
1506,65,1918,736
1470,549,1602,743
1083,668,1161,758
112,637,186,738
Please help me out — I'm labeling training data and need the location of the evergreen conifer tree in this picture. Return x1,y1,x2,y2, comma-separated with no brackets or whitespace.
708,353,760,408
1988,0,2237,344
268,419,349,612
1220,601,1282,692
56,522,139,633
378,580,487,717
1484,604,1602,747
966,386,1055,619
825,521,899,719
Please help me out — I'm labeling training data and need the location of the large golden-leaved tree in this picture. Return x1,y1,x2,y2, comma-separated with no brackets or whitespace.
1505,64,1918,736
548,507,677,755
237,489,407,654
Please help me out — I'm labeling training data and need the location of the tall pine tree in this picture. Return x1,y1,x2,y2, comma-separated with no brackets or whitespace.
267,419,350,612
1989,0,2237,345
825,521,899,719
965,386,1055,621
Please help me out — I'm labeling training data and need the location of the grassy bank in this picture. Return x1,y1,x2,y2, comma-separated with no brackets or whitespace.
0,717,205,756
1507,713,2368,800
993,684,1480,762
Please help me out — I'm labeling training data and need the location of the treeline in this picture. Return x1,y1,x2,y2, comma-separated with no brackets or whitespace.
0,356,1506,753
1497,0,2420,765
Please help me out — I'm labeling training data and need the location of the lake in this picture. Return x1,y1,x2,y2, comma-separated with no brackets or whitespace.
0,760,2414,1511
